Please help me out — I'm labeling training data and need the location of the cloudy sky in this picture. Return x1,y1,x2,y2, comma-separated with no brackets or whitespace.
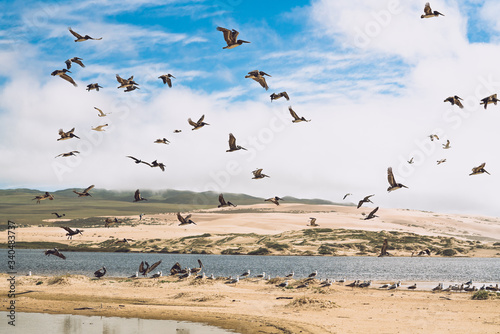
1,0,500,217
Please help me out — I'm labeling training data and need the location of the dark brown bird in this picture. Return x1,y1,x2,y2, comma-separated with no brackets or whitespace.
265,196,283,206
32,192,54,204
444,95,463,108
60,226,83,239
134,189,147,202
73,185,94,197
158,74,175,87
68,27,102,42
105,217,120,228
216,26,250,49
94,266,106,278
55,151,79,158
150,160,166,171
51,69,77,87
44,248,66,260
252,168,269,179
480,94,499,109
86,83,102,91
226,133,247,152
308,217,319,226
57,128,80,141
469,163,490,176
421,2,444,18
65,57,85,69
139,260,162,276
357,195,374,209
387,167,408,192
154,138,170,144
364,207,379,220
218,193,236,208
116,74,138,89
289,106,310,123
270,92,290,102
188,115,209,130
177,212,196,225
245,70,271,90
190,259,204,275
51,212,65,218
378,239,389,257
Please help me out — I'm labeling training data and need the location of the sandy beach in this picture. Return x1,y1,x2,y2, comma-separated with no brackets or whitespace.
2,273,499,334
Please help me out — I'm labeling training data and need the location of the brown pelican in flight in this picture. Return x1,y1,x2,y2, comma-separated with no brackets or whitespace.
32,192,54,204
65,57,85,69
91,124,108,131
154,138,170,144
421,3,444,18
55,151,79,158
270,92,289,102
188,115,209,130
60,226,83,239
480,94,499,109
469,163,490,176
116,74,138,89
364,207,379,220
226,133,246,152
95,107,110,117
387,167,408,192
442,140,451,149
134,189,147,202
265,196,283,206
218,194,236,207
343,193,352,200
51,212,65,218
139,260,162,276
86,83,103,91
252,168,269,179
357,194,374,209
444,95,463,108
158,74,175,87
216,27,250,49
437,159,446,165
68,27,102,42
378,239,389,257
73,185,94,197
245,70,271,90
57,128,80,141
177,212,196,225
408,157,414,164
289,106,310,123
429,134,439,141
51,69,77,87
45,248,66,260
150,160,166,171
94,266,106,278
308,217,319,226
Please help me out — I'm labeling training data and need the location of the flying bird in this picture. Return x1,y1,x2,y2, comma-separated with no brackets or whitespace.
357,194,374,209
55,151,79,158
469,163,490,176
95,107,110,117
252,168,269,179
245,70,271,90
378,239,389,257
226,133,247,152
437,159,446,165
60,226,83,240
65,57,85,69
188,115,209,130
154,138,170,144
124,85,139,92
387,167,408,192
173,129,182,133
134,189,147,202
343,193,352,200
364,207,379,220
442,140,451,149
421,2,444,18
57,128,80,141
216,26,250,49
177,212,196,225
51,212,65,218
408,157,414,164
116,74,138,89
68,27,102,42
218,194,236,207
150,160,166,171
265,196,283,206
94,266,106,278
289,106,310,123
270,92,290,102
86,83,102,91
44,248,66,260
51,69,77,87
480,94,499,109
32,192,54,204
308,217,319,226
158,74,175,87
91,124,108,131
127,156,151,166
444,95,463,108
429,134,439,141
73,185,94,197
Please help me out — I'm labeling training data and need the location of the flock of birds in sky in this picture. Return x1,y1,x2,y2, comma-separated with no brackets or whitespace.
27,3,499,279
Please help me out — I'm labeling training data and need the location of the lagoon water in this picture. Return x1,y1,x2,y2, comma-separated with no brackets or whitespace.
6,249,500,282
0,312,236,334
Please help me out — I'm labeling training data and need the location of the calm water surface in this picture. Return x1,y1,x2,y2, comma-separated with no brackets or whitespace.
0,312,236,334
4,249,500,282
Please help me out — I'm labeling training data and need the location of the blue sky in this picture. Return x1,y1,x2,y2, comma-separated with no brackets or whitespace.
2,0,500,217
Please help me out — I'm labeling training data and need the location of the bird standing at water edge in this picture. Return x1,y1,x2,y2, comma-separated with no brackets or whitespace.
94,266,106,278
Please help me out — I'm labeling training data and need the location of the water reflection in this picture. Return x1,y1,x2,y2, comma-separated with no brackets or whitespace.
0,312,235,334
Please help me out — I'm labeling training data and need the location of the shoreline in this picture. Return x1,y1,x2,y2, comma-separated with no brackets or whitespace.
2,274,499,334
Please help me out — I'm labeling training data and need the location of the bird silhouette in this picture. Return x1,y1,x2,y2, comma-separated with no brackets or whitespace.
55,151,79,158
94,266,106,278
